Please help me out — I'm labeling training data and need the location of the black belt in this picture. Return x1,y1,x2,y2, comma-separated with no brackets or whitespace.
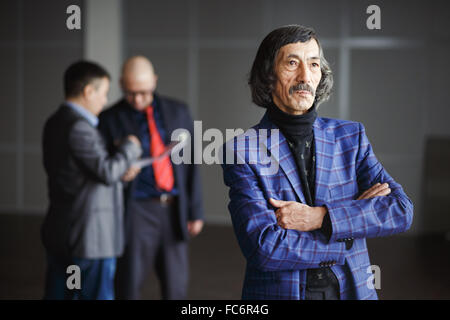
150,194,176,206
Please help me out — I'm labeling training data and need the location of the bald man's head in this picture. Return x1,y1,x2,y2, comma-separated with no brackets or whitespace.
120,55,158,111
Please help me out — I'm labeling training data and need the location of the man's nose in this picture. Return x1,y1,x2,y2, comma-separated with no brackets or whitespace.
295,64,311,84
133,95,141,105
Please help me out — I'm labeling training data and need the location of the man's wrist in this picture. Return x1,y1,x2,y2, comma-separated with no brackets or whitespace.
315,206,328,228
316,206,332,241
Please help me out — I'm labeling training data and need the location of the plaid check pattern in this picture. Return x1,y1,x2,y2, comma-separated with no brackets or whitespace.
221,112,413,300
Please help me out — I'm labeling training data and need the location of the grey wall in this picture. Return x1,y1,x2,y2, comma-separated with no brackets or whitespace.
0,0,84,213
1,0,450,235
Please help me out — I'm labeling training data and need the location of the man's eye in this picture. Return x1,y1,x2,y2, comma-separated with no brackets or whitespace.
312,62,320,68
289,60,297,66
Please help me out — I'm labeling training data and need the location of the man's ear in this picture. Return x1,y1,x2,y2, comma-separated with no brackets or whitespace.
153,74,158,90
82,83,95,100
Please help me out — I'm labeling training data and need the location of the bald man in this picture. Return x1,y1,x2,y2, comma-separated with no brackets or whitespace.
98,56,204,300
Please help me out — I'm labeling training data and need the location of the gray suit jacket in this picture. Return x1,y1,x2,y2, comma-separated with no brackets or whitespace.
41,105,142,259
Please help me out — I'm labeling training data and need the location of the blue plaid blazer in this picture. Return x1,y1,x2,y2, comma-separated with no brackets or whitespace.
221,112,413,300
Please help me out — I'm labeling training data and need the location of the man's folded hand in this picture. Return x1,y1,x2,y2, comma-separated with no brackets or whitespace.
357,183,391,200
270,198,327,232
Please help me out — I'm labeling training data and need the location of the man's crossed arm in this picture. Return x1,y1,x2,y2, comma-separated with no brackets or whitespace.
271,183,391,231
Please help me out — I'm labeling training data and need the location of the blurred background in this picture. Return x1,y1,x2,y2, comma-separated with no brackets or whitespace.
1,0,450,299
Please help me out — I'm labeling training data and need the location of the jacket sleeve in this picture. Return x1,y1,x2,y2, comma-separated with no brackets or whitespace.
324,123,413,242
222,140,347,272
97,113,115,154
68,120,142,185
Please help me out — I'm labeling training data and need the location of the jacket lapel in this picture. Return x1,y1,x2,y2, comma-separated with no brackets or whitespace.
119,100,141,138
313,118,336,205
259,113,306,203
259,113,336,205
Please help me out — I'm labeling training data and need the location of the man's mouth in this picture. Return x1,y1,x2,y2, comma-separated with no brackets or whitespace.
295,90,311,96
289,84,315,96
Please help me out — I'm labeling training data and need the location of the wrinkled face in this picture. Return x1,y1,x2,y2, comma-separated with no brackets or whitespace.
86,77,109,116
121,72,157,112
272,39,322,115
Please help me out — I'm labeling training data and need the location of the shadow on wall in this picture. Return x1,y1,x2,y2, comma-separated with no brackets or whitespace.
421,136,450,235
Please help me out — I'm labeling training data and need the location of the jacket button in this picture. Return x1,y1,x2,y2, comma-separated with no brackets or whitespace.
345,239,354,250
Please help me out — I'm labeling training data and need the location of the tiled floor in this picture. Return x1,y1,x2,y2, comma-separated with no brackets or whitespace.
1,214,449,300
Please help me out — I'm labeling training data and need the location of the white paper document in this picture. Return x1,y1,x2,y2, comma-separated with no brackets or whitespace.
133,132,188,169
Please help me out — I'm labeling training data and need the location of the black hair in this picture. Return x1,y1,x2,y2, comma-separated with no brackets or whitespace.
248,24,333,108
64,60,110,98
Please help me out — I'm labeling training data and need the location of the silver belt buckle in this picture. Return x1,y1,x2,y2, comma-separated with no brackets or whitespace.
160,193,169,205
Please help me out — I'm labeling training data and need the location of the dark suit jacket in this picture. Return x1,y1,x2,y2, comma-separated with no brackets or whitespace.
98,95,204,241
41,104,142,259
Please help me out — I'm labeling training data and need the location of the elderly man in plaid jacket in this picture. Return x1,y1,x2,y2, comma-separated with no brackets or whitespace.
221,25,413,300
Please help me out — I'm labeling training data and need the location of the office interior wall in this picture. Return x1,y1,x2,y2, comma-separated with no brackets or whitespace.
1,0,450,235
0,0,84,213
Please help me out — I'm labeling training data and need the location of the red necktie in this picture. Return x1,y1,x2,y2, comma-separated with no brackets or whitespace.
146,106,174,192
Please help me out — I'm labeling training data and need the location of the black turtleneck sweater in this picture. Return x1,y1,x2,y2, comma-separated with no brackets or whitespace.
267,102,317,206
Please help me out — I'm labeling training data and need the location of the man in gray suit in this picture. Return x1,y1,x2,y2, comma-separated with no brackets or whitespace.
41,61,142,300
